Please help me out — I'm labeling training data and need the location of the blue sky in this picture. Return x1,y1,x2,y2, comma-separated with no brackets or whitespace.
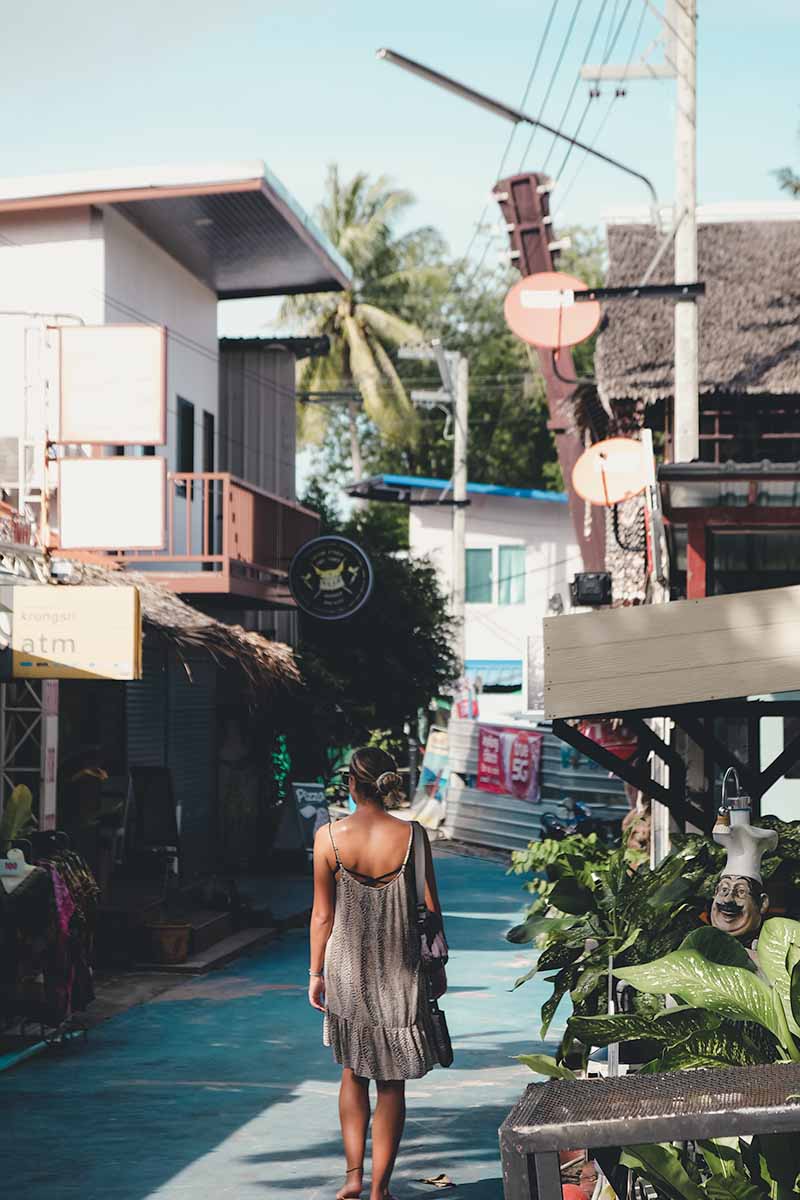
3,1,799,336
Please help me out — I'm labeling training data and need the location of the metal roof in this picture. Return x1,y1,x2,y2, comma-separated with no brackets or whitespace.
346,474,568,504
219,335,330,359
0,162,351,299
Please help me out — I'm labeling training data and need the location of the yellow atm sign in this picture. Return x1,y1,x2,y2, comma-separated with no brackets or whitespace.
12,585,142,680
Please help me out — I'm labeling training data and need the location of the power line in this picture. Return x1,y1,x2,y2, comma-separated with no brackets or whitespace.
517,0,585,172
554,0,647,213
540,0,611,174
444,0,560,312
551,0,636,183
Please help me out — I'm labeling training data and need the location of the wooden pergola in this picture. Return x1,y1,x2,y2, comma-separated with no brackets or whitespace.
544,583,800,830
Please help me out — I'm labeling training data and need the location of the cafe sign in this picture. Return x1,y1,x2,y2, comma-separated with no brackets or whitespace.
289,536,373,620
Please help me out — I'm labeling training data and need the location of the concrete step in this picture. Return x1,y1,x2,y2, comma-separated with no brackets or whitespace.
135,925,280,976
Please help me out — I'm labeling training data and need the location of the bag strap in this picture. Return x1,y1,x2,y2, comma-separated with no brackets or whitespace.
413,821,426,908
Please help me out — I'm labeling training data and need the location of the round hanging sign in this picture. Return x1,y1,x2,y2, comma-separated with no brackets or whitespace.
289,536,374,621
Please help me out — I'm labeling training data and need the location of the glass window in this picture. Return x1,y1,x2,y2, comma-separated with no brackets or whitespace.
177,397,195,474
498,545,526,605
710,530,800,595
465,548,492,604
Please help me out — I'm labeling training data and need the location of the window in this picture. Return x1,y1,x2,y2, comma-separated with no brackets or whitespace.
202,411,215,473
498,545,526,605
176,397,195,474
710,530,800,596
465,548,492,604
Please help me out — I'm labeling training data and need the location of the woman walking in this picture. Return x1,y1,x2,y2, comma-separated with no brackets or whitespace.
308,747,443,1200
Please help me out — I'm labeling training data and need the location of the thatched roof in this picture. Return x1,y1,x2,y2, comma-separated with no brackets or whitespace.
596,219,800,405
1,548,300,695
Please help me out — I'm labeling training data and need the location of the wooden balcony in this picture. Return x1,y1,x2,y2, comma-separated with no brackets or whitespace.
112,472,319,608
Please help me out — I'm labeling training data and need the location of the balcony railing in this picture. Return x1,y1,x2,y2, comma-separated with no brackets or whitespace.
113,472,319,607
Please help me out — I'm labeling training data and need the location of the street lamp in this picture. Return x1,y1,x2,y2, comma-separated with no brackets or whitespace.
375,47,659,216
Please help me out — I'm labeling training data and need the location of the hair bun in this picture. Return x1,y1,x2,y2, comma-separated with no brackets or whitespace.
375,770,402,796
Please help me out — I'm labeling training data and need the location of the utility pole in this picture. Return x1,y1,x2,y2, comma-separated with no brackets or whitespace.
451,354,469,669
401,341,469,671
672,0,698,462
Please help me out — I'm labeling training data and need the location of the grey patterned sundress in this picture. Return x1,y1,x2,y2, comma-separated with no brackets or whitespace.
323,819,438,1081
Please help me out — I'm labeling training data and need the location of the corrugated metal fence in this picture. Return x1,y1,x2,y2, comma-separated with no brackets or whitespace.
442,718,628,853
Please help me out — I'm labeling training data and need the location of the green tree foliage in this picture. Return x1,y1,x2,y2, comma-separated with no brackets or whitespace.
286,491,457,780
281,166,449,471
300,215,606,499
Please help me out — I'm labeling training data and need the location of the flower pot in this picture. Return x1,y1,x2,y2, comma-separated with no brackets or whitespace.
144,922,191,965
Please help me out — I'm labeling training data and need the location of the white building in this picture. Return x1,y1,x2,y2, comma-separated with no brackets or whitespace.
350,474,581,721
0,161,350,633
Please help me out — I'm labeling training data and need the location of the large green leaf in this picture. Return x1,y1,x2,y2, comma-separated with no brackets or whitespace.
571,964,607,1006
791,961,800,1030
540,966,578,1040
515,1053,577,1080
568,1006,721,1051
680,926,758,972
697,1138,745,1179
620,1143,706,1200
756,1133,800,1200
615,951,785,1045
536,940,583,973
505,913,577,945
548,877,596,916
704,1173,768,1200
511,963,539,991
640,1021,768,1073
757,918,800,1036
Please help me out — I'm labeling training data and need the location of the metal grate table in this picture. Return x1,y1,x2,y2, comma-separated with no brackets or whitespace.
499,1062,800,1199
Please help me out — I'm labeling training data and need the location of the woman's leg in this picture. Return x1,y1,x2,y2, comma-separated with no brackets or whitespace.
370,1080,406,1200
337,1068,370,1199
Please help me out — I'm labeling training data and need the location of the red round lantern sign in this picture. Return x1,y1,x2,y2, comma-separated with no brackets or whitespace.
504,271,601,350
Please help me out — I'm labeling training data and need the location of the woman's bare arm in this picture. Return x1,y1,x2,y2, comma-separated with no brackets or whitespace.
421,826,442,915
308,824,336,1011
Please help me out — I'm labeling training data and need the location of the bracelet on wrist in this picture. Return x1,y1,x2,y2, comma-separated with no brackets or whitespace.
309,970,324,978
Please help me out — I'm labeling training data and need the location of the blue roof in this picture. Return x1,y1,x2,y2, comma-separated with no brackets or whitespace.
380,475,568,504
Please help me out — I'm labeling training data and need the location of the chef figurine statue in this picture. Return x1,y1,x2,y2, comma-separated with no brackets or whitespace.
710,767,778,950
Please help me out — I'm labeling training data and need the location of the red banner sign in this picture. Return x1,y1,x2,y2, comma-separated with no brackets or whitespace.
477,725,543,803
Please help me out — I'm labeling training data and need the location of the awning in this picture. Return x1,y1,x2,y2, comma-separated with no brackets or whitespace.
0,162,352,299
465,659,523,689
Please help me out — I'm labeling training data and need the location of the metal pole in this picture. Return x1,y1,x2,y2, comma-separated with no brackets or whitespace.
452,355,468,670
672,0,698,462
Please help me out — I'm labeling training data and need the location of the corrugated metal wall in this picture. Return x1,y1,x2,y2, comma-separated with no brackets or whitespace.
167,651,216,878
125,639,216,878
443,719,628,852
218,344,296,499
126,640,168,767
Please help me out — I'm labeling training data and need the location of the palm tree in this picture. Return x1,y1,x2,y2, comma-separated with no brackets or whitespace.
281,166,447,479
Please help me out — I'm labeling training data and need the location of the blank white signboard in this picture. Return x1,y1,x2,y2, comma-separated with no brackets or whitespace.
59,457,166,550
59,324,167,445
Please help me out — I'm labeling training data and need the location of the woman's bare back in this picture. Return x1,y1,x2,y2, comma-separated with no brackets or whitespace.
328,810,412,885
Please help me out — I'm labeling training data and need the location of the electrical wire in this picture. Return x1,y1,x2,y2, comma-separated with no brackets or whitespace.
540,0,612,175
442,0,560,314
552,0,649,218
517,0,586,172
550,0,636,182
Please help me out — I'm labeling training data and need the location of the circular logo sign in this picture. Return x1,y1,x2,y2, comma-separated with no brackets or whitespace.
289,536,374,621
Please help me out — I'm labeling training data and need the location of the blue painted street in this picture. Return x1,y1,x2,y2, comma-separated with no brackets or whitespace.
4,851,555,1200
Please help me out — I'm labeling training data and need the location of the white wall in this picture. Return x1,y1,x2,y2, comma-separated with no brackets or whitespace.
409,493,581,665
0,208,105,468
102,206,218,473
